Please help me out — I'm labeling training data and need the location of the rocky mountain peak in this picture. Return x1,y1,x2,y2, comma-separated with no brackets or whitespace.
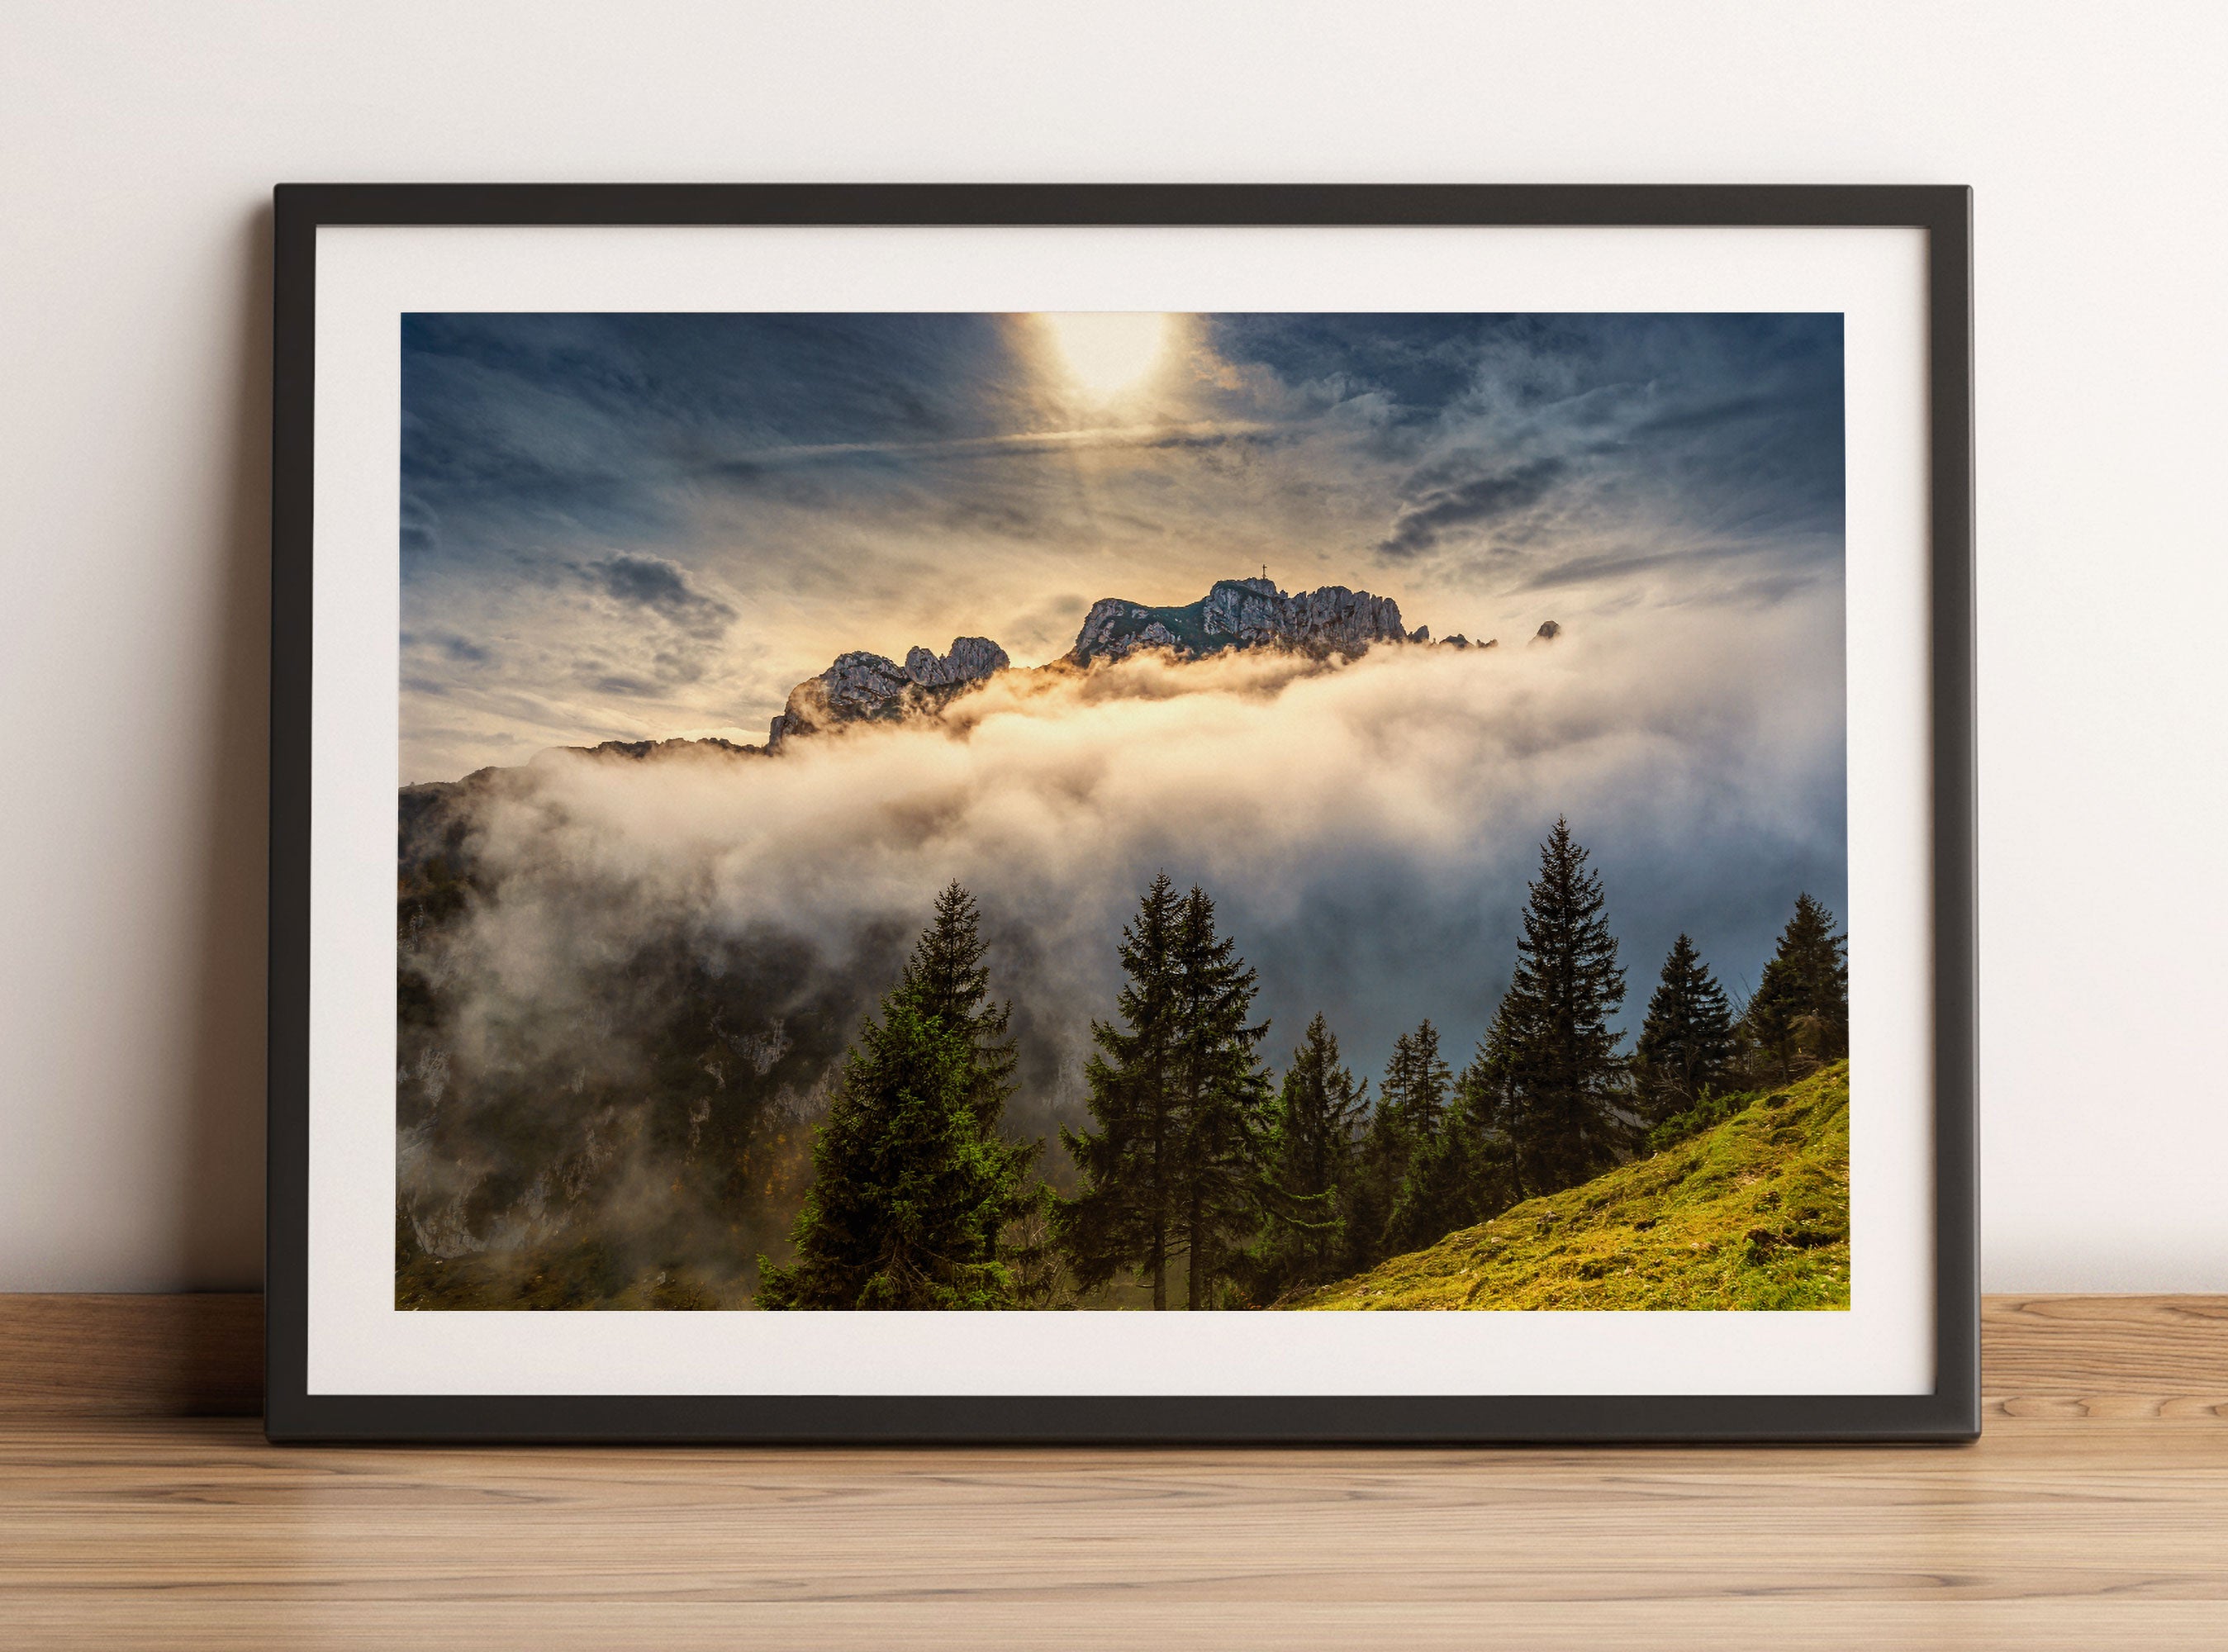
905,635,1008,687
768,634,1010,748
1068,578,1413,667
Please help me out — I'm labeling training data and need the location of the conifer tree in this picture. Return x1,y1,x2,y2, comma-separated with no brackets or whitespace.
1632,933,1734,1123
1475,818,1629,1198
1382,1104,1489,1258
1167,885,1275,1308
897,881,1019,1128
1736,893,1849,1082
1343,1106,1400,1276
1383,1022,1518,1256
1348,1022,1452,1267
1380,1021,1454,1141
1061,877,1283,1308
1059,874,1185,1307
1256,1013,1368,1290
756,988,1037,1311
898,880,1058,1299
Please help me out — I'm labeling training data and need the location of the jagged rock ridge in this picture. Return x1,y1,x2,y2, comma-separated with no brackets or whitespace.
768,635,1009,748
762,579,1527,744
1066,577,1416,666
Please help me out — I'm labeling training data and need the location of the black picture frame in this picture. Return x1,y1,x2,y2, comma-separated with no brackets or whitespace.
267,183,1976,1445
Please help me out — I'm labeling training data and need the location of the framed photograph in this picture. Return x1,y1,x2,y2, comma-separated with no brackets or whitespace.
267,184,1975,1442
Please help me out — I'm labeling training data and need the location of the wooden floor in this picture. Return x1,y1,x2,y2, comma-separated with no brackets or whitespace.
3,1296,2226,1650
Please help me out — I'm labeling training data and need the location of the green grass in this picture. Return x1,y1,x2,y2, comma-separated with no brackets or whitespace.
1290,1061,1850,1312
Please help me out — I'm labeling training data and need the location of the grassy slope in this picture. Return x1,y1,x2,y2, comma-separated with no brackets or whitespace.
1293,1061,1850,1311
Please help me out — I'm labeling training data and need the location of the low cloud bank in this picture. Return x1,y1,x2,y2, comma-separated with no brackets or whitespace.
443,594,1846,1116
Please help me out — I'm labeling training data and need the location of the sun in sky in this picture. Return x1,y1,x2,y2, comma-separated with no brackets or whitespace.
1038,312,1174,398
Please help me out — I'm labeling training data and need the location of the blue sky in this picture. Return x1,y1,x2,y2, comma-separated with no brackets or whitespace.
400,311,1845,785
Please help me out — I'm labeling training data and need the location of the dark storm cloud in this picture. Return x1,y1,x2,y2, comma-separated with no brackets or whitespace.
1377,458,1570,559
581,553,735,636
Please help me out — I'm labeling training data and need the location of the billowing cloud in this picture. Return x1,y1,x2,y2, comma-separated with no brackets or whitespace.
427,601,1845,1137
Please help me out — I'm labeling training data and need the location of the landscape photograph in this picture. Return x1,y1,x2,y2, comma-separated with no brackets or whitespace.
394,307,1852,1313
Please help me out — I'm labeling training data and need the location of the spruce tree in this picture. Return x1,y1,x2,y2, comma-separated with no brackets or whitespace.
1384,1021,1517,1255
1475,818,1629,1198
1257,1013,1368,1291
1349,1022,1452,1266
1381,1104,1491,1257
756,990,1037,1311
1736,893,1849,1082
1344,1106,1400,1275
1380,1021,1454,1141
897,881,1019,1128
1059,874,1185,1307
1060,877,1278,1308
1168,885,1274,1309
1632,933,1734,1123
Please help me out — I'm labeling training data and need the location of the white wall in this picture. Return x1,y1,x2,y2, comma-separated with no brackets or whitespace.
3,0,2222,1292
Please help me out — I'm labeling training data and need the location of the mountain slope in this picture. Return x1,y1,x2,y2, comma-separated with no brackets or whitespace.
1292,1061,1850,1311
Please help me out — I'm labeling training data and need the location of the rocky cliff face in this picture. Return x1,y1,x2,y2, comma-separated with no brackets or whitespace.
1067,577,1416,666
768,635,1010,747
905,635,1007,686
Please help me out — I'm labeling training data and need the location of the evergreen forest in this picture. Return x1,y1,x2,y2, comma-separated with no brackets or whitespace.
746,819,1853,1312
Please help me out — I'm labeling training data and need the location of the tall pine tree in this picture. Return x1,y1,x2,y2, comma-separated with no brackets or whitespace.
1384,1100,1516,1258
1736,893,1849,1083
757,896,1039,1308
1380,1022,1454,1141
1632,933,1733,1123
897,881,1019,1128
1474,818,1629,1198
1059,874,1185,1307
1350,1022,1453,1267
1254,1013,1368,1293
1383,1021,1518,1256
1059,876,1280,1308
1168,885,1275,1309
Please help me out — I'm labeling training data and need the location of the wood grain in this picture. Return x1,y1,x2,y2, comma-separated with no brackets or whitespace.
2,1296,2224,1649
0,1293,259,1416
1983,1294,2228,1418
